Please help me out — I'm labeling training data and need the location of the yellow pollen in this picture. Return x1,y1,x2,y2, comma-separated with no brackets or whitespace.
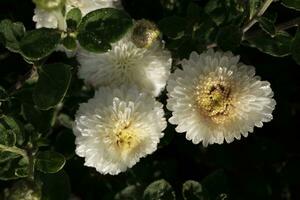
115,126,140,152
196,79,233,124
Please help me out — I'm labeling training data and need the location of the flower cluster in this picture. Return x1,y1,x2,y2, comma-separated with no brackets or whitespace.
32,1,276,175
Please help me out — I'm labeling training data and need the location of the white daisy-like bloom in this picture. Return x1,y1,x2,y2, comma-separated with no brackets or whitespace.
33,0,121,30
167,50,276,146
76,32,172,97
73,85,166,175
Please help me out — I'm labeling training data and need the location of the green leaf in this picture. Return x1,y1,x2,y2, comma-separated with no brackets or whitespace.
0,115,23,145
62,36,77,50
0,20,25,52
204,0,225,26
22,103,54,133
204,0,245,26
0,125,16,147
77,31,111,52
258,17,276,36
158,16,186,39
19,28,61,61
36,151,66,173
0,160,17,180
38,170,71,200
282,0,300,11
15,157,29,178
245,31,292,57
217,25,242,51
78,8,132,52
291,30,300,65
166,36,205,59
193,17,217,44
143,179,176,200
0,158,28,180
182,180,208,200
66,8,82,30
33,63,71,110
0,152,19,163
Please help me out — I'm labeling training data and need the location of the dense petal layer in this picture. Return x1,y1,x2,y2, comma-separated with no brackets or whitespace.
73,85,166,175
167,50,276,146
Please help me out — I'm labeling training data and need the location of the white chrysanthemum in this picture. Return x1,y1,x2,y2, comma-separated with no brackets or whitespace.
167,50,276,146
33,0,121,30
77,33,172,97
73,85,166,175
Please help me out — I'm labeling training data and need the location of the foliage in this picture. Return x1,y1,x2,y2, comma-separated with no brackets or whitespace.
0,0,300,199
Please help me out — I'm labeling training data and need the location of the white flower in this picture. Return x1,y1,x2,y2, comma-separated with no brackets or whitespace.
33,0,121,30
77,33,172,97
33,8,64,29
167,50,276,146
73,85,166,175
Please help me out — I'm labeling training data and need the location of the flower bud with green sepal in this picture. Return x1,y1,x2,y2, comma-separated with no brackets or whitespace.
131,19,160,48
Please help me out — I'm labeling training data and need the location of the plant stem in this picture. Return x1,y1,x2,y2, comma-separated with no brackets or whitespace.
27,151,36,180
242,0,274,33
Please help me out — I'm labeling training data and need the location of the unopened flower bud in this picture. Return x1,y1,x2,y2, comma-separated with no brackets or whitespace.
131,19,160,48
33,0,65,10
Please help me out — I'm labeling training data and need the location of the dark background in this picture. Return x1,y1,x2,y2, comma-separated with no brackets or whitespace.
1,0,300,199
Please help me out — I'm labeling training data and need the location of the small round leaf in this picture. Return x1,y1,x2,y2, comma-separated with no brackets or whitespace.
20,28,61,60
143,179,175,200
66,8,82,29
182,180,207,200
78,8,132,52
36,151,66,173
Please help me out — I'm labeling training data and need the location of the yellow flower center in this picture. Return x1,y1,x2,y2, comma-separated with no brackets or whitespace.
196,78,233,124
114,124,140,156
